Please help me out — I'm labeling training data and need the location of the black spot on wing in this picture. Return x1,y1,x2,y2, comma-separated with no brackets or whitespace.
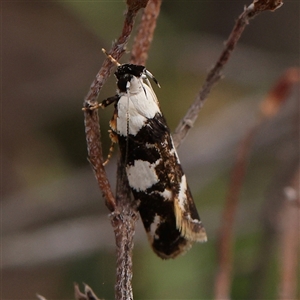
118,113,170,165
118,135,161,165
134,191,189,258
134,113,169,144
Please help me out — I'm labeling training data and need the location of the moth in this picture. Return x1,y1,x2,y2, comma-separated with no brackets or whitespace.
100,62,207,259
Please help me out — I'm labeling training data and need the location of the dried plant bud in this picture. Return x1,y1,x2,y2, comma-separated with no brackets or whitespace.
85,284,101,300
252,0,283,11
74,283,103,300
260,68,300,118
74,283,88,300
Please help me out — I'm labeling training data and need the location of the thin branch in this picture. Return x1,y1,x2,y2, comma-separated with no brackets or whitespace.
130,0,162,65
110,1,161,299
83,1,151,300
111,159,138,300
84,109,115,211
84,0,149,104
214,126,259,300
172,0,283,148
250,152,299,299
249,68,299,299
278,169,300,300
83,1,162,299
83,0,149,212
259,67,300,119
214,65,296,300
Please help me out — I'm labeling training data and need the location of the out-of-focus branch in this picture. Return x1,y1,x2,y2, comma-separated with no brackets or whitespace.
214,66,297,300
130,0,162,65
249,68,299,299
259,67,300,119
173,0,283,148
36,294,47,300
250,151,299,299
214,126,259,300
278,170,300,300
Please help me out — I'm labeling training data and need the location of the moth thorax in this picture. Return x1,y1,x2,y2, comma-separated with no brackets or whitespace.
127,76,144,94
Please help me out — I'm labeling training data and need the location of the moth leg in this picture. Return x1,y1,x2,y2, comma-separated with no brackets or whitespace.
100,95,120,108
103,108,118,166
82,100,101,111
103,130,118,166
82,95,120,111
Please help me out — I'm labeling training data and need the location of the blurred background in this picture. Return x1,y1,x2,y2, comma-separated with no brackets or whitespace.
2,1,299,299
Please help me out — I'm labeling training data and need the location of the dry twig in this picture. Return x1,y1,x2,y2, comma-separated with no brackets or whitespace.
173,0,283,148
110,160,138,300
83,0,149,212
109,1,161,299
82,1,163,299
278,170,300,300
130,0,162,65
215,65,297,300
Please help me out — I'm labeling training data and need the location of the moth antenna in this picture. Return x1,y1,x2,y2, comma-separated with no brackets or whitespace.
145,69,161,88
102,48,121,66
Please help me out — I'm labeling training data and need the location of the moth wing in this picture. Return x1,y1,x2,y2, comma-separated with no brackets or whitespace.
173,173,207,242
161,137,207,242
132,111,207,244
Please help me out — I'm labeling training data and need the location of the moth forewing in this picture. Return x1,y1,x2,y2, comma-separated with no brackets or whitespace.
102,63,207,259
174,192,207,242
141,75,160,106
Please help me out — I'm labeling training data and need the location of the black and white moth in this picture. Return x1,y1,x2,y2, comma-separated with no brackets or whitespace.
101,63,207,259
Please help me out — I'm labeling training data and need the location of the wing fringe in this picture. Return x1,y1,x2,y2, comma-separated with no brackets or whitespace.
174,199,207,242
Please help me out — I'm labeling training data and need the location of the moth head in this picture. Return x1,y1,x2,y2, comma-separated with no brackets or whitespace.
115,64,145,79
115,64,160,92
114,64,145,92
101,49,160,88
